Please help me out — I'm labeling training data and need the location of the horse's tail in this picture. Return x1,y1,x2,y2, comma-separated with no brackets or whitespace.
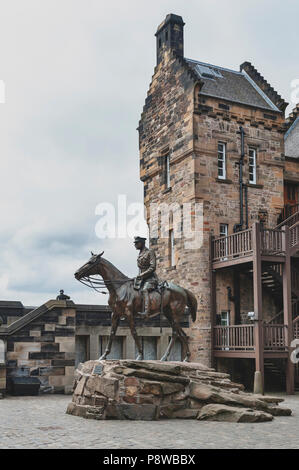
184,288,197,323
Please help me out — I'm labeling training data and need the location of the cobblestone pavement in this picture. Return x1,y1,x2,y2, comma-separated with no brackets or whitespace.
0,394,298,449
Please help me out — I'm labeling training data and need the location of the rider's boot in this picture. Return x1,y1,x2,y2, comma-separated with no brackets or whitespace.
138,290,150,318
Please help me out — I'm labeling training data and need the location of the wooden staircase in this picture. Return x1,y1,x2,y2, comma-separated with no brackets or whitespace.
264,359,286,390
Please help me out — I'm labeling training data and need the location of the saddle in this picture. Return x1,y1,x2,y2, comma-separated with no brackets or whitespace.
133,277,169,293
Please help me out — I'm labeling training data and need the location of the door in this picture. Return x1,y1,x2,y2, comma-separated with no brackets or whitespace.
284,183,299,217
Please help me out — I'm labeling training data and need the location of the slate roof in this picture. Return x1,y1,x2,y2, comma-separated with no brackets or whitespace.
186,59,281,113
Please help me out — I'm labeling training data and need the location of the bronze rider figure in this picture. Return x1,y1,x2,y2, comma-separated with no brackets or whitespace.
133,236,158,318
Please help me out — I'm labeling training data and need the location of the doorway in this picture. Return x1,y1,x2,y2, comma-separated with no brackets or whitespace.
284,182,299,217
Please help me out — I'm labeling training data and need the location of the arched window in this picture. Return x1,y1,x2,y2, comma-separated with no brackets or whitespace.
0,340,5,364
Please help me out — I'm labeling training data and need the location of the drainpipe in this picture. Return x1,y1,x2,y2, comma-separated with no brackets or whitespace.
234,126,246,232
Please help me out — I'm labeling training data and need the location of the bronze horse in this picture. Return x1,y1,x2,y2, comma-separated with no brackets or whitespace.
74,252,197,361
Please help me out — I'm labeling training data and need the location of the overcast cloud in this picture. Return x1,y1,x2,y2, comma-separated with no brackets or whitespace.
0,0,298,306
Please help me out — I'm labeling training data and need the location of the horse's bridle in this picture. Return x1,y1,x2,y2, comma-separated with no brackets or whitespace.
78,275,133,294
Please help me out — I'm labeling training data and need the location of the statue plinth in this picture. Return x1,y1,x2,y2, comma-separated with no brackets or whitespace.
66,360,291,422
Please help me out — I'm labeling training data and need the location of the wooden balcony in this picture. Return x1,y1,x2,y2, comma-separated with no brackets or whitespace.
211,224,299,269
214,324,289,358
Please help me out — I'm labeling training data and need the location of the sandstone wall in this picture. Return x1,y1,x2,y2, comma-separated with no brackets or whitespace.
5,304,76,394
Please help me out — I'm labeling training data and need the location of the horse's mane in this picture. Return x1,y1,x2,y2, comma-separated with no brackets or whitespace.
99,257,135,302
100,257,129,281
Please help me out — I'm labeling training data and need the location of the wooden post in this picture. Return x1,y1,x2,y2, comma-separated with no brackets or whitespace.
233,268,241,324
210,234,216,369
282,225,295,395
252,222,264,394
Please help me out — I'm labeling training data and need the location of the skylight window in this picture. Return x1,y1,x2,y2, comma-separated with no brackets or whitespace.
195,64,223,79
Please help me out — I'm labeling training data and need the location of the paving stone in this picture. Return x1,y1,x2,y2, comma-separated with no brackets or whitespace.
0,394,299,448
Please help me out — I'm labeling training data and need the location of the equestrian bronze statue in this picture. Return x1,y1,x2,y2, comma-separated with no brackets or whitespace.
74,237,197,361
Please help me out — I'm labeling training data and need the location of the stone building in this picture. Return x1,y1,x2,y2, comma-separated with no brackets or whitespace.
138,14,299,393
0,298,184,395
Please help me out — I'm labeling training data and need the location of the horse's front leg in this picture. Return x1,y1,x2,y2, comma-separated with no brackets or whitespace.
99,312,120,360
127,309,143,360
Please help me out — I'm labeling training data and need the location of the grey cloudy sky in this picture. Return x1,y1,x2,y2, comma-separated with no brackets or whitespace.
0,0,298,306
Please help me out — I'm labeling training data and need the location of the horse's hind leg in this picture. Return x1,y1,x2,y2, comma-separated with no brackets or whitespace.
176,326,191,362
99,312,119,360
160,329,177,361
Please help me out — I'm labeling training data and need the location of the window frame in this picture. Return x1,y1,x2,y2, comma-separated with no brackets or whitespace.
219,224,228,260
165,153,171,189
219,223,228,238
217,142,227,180
248,147,257,185
169,229,175,267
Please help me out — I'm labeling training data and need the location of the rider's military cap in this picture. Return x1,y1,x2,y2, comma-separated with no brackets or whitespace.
134,236,147,243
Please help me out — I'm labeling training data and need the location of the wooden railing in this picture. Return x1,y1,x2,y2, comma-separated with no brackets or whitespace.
214,324,287,351
260,229,284,255
263,324,287,350
212,229,253,262
277,204,299,227
212,226,285,263
214,325,254,350
290,222,299,250
276,210,299,229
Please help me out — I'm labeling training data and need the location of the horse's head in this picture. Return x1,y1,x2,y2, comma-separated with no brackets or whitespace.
74,251,104,280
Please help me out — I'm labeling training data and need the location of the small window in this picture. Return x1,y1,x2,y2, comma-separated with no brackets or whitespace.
249,148,257,184
219,224,228,260
220,224,228,238
165,31,168,41
165,154,170,188
220,311,230,326
218,142,226,179
169,229,175,267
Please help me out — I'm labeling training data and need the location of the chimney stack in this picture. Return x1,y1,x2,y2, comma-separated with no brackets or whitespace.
155,14,185,65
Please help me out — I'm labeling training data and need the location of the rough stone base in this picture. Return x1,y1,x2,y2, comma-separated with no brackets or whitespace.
66,360,292,423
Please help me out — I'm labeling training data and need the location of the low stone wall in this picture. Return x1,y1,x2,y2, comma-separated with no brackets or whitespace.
66,360,292,422
5,302,76,394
